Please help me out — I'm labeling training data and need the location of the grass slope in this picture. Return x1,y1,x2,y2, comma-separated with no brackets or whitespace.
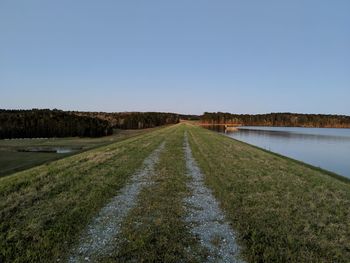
0,126,172,262
0,129,153,177
187,124,350,262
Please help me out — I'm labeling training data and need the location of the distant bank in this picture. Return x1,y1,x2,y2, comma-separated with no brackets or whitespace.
199,112,350,128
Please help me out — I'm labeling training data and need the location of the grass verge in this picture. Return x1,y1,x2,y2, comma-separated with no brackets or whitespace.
187,124,350,262
0,126,173,262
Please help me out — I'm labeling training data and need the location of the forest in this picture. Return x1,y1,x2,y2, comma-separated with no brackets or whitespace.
0,109,112,139
0,110,180,139
72,111,180,129
201,112,350,128
178,114,200,120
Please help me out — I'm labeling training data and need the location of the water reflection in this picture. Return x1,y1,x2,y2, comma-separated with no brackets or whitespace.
204,125,350,179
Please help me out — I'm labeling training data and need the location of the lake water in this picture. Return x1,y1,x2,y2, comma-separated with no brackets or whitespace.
207,126,350,179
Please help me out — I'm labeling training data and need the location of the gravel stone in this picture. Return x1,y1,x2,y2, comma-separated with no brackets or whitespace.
183,133,243,263
68,142,166,262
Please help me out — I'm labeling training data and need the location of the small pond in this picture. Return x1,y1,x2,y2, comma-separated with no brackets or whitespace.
18,147,80,154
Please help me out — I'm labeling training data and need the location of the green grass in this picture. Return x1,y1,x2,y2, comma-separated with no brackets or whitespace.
103,124,206,262
0,129,153,177
0,126,173,262
187,124,350,262
1,123,350,262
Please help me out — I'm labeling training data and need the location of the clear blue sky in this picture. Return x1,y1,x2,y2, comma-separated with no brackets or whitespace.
1,0,349,115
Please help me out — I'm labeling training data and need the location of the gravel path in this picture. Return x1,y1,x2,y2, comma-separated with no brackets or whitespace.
183,133,243,263
68,142,166,262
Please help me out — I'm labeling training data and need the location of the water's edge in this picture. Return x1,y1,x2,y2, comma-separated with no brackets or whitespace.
205,127,350,184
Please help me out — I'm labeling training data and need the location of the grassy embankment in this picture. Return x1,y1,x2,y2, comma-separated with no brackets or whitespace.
1,123,350,262
0,126,172,262
102,124,206,262
0,128,154,177
187,124,350,262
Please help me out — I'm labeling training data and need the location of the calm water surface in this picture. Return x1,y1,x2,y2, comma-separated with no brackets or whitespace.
208,126,350,179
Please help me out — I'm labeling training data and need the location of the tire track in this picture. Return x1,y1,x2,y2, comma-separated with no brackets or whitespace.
68,141,166,262
183,132,243,263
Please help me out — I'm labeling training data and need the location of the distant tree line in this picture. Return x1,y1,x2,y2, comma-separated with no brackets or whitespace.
0,109,112,139
179,114,200,120
201,112,350,128
71,111,180,129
